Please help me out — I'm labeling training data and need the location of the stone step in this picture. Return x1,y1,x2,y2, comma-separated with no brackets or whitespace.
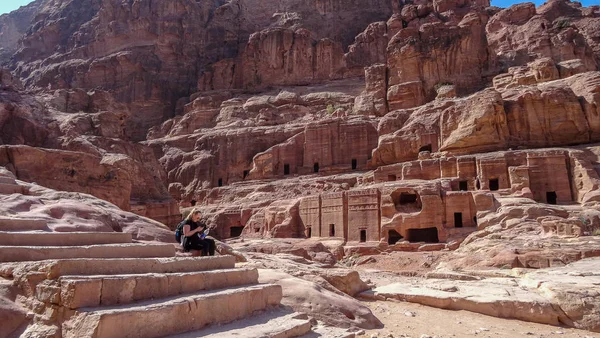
34,256,236,279
0,243,176,263
0,176,16,185
0,182,24,194
54,268,259,309
169,309,312,338
0,218,49,231
62,284,283,338
0,231,133,246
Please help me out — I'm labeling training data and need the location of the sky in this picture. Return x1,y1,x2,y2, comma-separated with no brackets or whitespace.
0,0,599,15
0,0,34,15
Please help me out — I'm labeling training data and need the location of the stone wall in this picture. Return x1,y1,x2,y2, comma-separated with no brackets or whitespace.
320,192,347,239
347,188,380,242
299,195,321,237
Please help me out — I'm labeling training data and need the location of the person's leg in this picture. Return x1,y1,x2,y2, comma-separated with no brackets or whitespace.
207,238,216,256
199,239,209,256
190,238,206,256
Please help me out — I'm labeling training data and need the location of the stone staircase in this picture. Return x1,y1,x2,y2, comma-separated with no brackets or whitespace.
0,216,314,338
0,174,27,195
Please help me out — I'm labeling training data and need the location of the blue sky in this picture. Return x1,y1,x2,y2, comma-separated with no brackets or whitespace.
0,0,599,15
0,0,34,15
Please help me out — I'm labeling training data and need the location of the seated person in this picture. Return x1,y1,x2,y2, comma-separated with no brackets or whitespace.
182,208,216,256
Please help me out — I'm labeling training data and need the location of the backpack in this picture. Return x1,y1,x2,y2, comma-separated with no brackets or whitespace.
175,220,186,244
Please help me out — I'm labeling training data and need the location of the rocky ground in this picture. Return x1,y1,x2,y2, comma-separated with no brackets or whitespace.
359,300,599,338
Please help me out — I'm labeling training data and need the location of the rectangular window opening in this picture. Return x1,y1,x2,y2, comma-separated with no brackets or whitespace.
489,178,499,191
454,212,463,228
360,230,367,242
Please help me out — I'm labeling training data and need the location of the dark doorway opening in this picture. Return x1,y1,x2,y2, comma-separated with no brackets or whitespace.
459,180,468,191
314,163,320,173
473,216,477,226
243,170,249,179
388,174,397,181
190,200,197,206
476,179,481,190
352,159,358,170
546,191,557,205
399,192,418,204
406,227,439,243
419,144,432,153
255,228,260,233
307,227,312,238
284,164,290,175
360,230,367,242
388,230,403,245
230,226,244,238
329,224,335,237
217,178,223,187
489,178,499,191
454,212,463,228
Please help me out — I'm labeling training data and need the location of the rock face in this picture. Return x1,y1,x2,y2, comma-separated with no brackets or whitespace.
0,0,42,64
4,0,393,141
3,0,600,335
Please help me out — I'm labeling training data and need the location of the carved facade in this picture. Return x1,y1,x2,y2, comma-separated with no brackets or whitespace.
298,149,574,245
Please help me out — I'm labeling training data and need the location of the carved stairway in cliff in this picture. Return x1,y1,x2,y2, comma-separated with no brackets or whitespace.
0,216,313,338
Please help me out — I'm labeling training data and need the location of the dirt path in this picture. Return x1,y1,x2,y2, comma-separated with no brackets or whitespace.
357,300,600,338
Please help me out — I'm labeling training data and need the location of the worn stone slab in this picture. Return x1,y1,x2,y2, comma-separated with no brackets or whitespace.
0,183,24,194
0,243,176,262
40,256,236,278
57,268,260,308
169,309,311,338
62,284,283,338
0,177,16,185
362,277,565,326
0,232,132,246
0,218,48,231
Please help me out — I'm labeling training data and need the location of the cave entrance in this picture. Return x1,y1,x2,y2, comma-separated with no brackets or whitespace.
419,144,432,153
399,192,418,204
388,174,397,181
406,227,439,243
489,178,499,191
388,230,403,245
284,164,290,175
454,212,463,228
360,230,367,243
546,191,557,205
243,170,249,179
229,226,244,238
459,180,468,191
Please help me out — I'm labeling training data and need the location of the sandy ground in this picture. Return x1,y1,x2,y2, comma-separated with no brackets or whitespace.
350,252,600,338
356,300,600,338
